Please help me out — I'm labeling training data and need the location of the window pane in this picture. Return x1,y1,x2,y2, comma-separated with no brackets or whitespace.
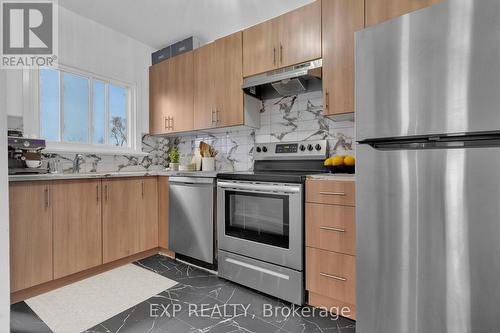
92,81,105,144
40,68,60,141
63,73,89,143
109,84,128,147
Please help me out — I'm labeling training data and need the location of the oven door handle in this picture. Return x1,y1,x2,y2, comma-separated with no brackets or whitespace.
217,181,301,194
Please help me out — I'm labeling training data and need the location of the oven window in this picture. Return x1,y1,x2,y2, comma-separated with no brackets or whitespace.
225,191,289,248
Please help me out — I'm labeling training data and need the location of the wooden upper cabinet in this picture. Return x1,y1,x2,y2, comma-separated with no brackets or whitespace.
243,0,321,77
138,177,159,252
52,179,103,279
278,0,321,68
149,60,169,135
194,32,244,129
215,32,244,127
194,43,216,130
243,19,278,77
322,0,364,116
165,51,194,133
9,182,53,292
149,51,194,134
365,0,443,27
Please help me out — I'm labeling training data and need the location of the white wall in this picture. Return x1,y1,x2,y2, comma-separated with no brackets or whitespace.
7,5,154,135
0,69,11,331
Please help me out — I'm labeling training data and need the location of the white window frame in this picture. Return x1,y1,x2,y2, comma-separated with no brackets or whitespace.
26,64,144,155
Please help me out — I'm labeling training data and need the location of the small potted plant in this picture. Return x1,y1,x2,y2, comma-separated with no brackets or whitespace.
168,147,180,171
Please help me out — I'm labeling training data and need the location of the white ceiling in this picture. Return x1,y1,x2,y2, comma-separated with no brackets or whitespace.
59,0,315,49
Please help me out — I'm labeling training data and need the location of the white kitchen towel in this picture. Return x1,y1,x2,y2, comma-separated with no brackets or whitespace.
26,263,177,333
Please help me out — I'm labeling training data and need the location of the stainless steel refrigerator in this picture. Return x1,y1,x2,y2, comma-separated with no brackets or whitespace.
356,1,500,332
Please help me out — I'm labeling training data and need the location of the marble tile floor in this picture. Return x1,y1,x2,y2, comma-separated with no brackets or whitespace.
11,254,356,333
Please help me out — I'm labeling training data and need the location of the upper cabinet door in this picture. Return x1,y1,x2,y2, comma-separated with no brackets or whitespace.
243,18,279,77
278,0,321,68
149,61,169,135
194,43,216,130
165,51,194,133
215,32,244,127
322,0,365,116
365,0,443,27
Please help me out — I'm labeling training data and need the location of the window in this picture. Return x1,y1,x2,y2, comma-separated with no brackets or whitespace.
39,67,131,149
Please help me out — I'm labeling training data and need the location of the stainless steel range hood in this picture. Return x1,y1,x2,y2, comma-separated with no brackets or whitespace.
242,59,322,100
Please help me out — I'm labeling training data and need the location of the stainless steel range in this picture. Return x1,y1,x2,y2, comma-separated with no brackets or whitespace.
217,140,328,305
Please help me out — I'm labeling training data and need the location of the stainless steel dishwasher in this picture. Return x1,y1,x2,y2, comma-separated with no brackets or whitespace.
169,176,215,264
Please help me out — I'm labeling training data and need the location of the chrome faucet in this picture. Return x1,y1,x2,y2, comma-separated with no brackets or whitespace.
72,154,85,173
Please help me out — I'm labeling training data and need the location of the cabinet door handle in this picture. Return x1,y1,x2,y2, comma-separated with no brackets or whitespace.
325,91,330,111
211,108,215,124
164,116,168,130
280,44,283,64
44,186,50,208
96,184,99,203
170,117,174,131
104,184,108,201
273,47,276,65
216,109,220,124
141,181,145,198
320,226,346,233
319,191,345,196
320,272,347,282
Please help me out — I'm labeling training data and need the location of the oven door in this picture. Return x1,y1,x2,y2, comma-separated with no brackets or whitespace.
217,180,303,271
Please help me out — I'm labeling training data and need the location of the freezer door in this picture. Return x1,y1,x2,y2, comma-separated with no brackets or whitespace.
356,0,500,140
357,145,500,333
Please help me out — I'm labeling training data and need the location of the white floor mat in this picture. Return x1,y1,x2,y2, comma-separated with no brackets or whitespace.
25,264,177,333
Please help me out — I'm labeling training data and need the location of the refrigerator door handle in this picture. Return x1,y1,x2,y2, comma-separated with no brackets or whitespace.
360,132,500,150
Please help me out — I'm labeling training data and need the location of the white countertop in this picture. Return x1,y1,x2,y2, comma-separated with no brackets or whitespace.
8,170,219,182
307,173,356,181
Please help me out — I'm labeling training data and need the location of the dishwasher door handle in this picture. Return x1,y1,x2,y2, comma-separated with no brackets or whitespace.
169,177,214,185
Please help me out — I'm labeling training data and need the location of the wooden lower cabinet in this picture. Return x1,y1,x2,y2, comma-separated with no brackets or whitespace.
52,179,103,279
102,177,159,263
305,179,356,319
306,203,356,255
9,176,167,299
102,178,141,263
306,248,356,319
158,177,170,250
138,177,159,252
9,182,53,292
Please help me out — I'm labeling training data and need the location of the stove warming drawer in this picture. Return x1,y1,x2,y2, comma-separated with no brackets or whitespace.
218,250,304,305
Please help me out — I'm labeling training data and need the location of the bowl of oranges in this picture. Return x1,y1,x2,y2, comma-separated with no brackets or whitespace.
323,155,355,174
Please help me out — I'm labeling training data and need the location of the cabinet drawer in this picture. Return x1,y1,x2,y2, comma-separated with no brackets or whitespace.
306,203,355,255
306,179,355,206
306,247,355,305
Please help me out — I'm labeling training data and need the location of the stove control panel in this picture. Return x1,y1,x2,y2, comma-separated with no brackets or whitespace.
254,140,328,160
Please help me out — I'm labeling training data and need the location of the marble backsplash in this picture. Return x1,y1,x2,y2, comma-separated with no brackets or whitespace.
42,90,355,173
